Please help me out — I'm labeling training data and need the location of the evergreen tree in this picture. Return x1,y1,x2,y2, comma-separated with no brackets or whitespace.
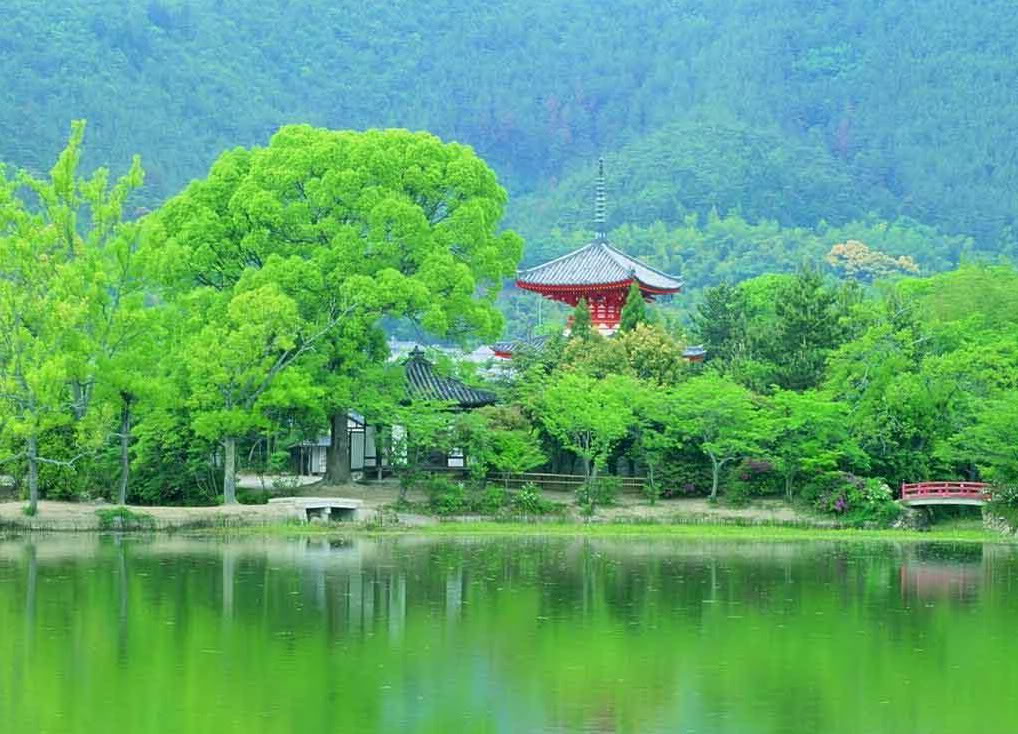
619,282,649,332
691,282,749,363
569,298,595,341
771,266,844,391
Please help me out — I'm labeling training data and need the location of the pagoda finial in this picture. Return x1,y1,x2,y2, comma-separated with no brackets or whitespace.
594,157,607,241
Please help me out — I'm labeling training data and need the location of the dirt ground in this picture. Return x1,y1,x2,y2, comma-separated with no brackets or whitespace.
0,500,295,531
278,478,809,523
0,477,816,531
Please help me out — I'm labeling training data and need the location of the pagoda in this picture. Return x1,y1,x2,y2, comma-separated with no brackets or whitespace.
514,160,682,335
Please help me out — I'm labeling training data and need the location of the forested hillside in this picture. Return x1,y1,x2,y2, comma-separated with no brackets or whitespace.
4,0,1018,269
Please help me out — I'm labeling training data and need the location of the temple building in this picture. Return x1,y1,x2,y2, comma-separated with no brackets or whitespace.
502,160,683,350
293,348,495,476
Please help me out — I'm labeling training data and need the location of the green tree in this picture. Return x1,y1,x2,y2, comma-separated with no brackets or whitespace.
528,372,637,480
459,405,547,487
569,298,595,341
690,281,749,364
768,389,866,500
0,167,78,513
182,263,350,504
619,282,649,332
657,374,770,500
155,125,523,487
950,392,1018,485
0,122,147,511
564,322,687,385
769,266,848,391
388,399,456,503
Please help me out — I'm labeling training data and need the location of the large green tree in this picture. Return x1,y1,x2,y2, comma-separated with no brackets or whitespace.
154,125,522,498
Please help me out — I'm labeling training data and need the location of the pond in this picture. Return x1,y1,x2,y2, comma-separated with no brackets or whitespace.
1,534,1017,733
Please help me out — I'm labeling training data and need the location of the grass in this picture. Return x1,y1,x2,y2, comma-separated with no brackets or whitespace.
209,517,1007,544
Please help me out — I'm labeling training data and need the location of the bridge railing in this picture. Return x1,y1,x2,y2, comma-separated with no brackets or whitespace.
901,481,991,500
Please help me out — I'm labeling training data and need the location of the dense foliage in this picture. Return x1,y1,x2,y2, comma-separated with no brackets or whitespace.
493,262,1018,524
0,124,521,507
5,0,1018,259
2,124,1016,524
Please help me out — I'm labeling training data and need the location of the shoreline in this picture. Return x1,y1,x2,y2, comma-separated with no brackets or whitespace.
0,500,1009,544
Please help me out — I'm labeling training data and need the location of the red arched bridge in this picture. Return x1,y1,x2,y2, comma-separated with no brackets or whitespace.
900,482,992,507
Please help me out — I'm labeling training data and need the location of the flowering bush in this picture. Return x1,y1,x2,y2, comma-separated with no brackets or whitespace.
511,483,555,515
818,474,900,526
727,458,782,504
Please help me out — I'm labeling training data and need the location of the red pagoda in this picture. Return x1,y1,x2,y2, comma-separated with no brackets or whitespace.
514,159,682,334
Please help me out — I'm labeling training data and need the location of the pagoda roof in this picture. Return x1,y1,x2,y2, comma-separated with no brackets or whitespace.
517,240,682,293
404,349,496,408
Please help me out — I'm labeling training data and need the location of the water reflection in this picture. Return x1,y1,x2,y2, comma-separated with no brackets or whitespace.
1,535,1017,733
900,544,984,602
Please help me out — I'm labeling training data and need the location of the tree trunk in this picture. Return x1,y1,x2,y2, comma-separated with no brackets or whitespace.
117,395,132,506
26,435,39,515
785,471,794,502
223,436,237,505
709,455,720,500
325,411,351,485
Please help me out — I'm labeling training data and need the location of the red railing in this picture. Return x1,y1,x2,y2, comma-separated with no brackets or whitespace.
901,481,991,501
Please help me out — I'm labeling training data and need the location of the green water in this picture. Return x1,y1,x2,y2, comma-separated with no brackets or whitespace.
2,535,1017,733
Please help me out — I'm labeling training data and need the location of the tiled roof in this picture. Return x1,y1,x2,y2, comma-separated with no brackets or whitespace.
491,334,551,356
404,349,497,408
517,240,682,291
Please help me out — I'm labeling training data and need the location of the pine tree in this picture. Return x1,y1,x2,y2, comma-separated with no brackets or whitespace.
570,298,594,341
691,282,749,362
772,265,842,391
619,282,649,332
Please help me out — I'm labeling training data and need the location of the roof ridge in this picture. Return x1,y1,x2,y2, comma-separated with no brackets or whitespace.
601,241,682,282
517,240,601,276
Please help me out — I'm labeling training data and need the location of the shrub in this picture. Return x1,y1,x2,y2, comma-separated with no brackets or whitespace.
817,475,901,527
990,484,1018,506
95,507,156,531
577,476,621,512
237,488,271,505
268,450,292,473
511,482,554,515
477,485,509,514
426,475,468,516
655,447,712,497
641,480,661,506
727,458,782,505
987,485,1018,530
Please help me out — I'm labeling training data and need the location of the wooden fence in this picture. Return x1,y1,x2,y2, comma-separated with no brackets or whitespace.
493,471,647,494
371,465,648,494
